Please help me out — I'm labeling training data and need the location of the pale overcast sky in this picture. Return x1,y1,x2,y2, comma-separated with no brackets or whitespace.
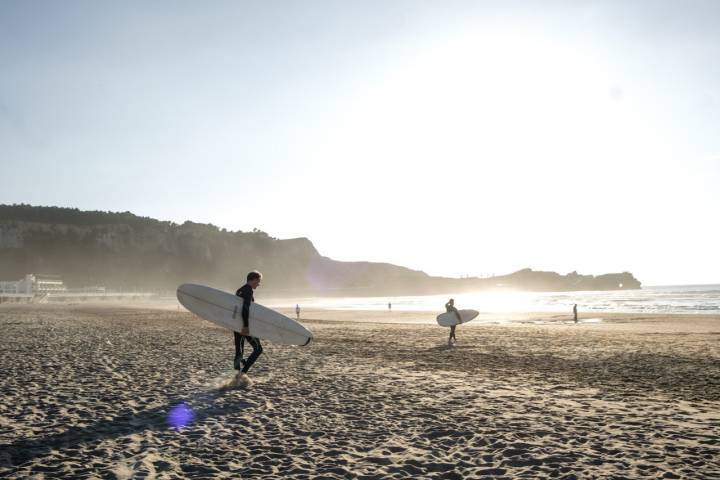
1,1,719,285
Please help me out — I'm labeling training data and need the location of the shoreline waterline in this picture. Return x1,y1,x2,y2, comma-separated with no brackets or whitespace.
264,284,720,315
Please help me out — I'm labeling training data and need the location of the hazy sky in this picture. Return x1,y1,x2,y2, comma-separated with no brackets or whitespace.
1,1,719,285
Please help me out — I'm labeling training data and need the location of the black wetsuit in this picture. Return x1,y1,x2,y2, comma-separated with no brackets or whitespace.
235,284,263,373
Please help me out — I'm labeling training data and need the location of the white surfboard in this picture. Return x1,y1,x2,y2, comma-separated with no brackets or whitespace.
177,284,313,346
436,309,480,327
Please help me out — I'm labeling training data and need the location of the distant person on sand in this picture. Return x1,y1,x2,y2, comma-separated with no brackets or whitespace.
234,271,264,378
388,302,392,312
445,298,462,346
573,304,578,324
296,303,301,320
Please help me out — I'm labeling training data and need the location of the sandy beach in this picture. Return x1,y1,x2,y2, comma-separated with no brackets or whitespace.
1,304,719,479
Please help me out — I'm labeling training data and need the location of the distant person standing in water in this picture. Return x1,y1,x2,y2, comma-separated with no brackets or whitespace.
296,304,301,320
573,304,578,324
446,298,462,346
388,302,392,312
234,271,264,379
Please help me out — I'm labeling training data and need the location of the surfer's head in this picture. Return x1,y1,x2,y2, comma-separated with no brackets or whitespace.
247,270,263,289
448,298,454,305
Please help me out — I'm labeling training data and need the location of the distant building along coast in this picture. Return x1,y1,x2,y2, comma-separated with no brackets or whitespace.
0,273,148,303
0,274,66,298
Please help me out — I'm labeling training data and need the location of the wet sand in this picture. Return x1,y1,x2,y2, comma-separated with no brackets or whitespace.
1,304,719,478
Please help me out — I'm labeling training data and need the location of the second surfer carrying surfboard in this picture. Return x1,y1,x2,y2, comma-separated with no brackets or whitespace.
445,298,462,346
234,271,264,380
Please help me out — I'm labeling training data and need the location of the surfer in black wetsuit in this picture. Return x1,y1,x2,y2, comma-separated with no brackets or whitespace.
446,298,461,346
234,271,264,376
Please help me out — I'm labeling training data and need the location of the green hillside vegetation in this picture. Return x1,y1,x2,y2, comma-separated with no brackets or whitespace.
0,204,641,294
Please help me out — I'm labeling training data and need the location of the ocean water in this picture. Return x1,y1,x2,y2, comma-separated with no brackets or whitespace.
269,284,720,315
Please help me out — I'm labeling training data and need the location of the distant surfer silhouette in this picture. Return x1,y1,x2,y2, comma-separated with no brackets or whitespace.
296,303,301,320
234,271,264,379
573,304,578,324
446,298,461,346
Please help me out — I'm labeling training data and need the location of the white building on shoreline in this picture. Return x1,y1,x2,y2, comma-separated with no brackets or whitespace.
0,274,67,298
0,274,152,303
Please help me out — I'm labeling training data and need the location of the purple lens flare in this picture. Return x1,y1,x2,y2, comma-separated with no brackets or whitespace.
167,402,194,428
